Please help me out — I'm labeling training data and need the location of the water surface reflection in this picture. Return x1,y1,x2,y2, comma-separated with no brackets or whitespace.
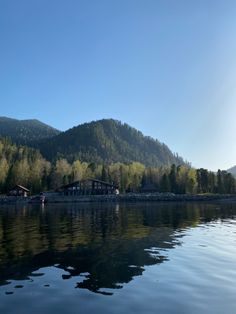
0,202,235,297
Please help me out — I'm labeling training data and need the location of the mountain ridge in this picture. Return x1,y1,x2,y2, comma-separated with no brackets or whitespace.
227,165,236,177
34,118,185,167
0,116,61,144
0,116,185,167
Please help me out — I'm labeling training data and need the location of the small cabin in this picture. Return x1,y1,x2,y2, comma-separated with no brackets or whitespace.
59,179,117,196
8,185,30,197
140,183,158,193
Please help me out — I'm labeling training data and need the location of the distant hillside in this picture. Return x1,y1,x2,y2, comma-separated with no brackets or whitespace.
36,119,185,167
227,165,236,177
0,117,60,145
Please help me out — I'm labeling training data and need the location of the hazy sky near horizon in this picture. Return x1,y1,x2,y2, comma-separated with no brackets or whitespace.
1,0,236,171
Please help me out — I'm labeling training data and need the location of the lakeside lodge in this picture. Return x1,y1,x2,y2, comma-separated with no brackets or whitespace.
58,179,119,196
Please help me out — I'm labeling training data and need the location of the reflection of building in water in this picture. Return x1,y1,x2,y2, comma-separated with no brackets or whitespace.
58,179,118,196
115,204,120,214
41,203,45,211
22,205,27,216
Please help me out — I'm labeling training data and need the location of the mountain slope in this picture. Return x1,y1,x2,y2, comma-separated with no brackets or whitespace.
0,116,61,145
36,119,185,166
227,165,236,177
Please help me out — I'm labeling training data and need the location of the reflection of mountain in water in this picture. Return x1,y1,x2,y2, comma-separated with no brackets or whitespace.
0,202,236,295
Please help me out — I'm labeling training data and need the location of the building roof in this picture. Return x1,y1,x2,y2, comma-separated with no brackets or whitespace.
140,183,158,192
60,178,116,189
10,185,30,192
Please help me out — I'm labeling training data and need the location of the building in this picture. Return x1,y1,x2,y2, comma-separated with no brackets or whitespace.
140,183,158,193
59,179,117,196
8,185,30,197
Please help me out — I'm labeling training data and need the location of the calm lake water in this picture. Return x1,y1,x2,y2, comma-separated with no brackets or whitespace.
0,202,236,314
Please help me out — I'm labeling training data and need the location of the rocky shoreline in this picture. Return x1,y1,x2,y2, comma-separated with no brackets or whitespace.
1,192,236,204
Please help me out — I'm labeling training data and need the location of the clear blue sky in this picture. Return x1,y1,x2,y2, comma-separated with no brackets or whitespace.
1,0,236,171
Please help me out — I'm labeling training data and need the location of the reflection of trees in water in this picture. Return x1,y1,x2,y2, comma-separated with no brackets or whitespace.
0,202,236,294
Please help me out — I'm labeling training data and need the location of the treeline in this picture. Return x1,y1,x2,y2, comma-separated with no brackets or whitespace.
141,164,236,194
0,138,51,193
0,138,235,194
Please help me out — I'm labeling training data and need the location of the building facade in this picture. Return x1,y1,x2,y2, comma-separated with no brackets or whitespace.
60,179,117,196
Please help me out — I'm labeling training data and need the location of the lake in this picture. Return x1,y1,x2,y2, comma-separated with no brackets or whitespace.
0,202,236,314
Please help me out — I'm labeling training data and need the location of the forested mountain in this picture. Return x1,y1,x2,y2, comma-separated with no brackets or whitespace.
36,119,185,167
0,117,184,167
0,116,60,145
227,165,236,177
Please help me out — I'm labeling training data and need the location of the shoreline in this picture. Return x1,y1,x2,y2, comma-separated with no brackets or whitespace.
43,193,236,203
1,193,236,204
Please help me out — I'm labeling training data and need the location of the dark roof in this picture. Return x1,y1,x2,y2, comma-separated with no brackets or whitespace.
140,183,158,191
61,179,116,189
89,179,116,187
10,185,30,192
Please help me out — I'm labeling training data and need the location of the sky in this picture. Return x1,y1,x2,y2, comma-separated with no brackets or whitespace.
1,0,236,171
